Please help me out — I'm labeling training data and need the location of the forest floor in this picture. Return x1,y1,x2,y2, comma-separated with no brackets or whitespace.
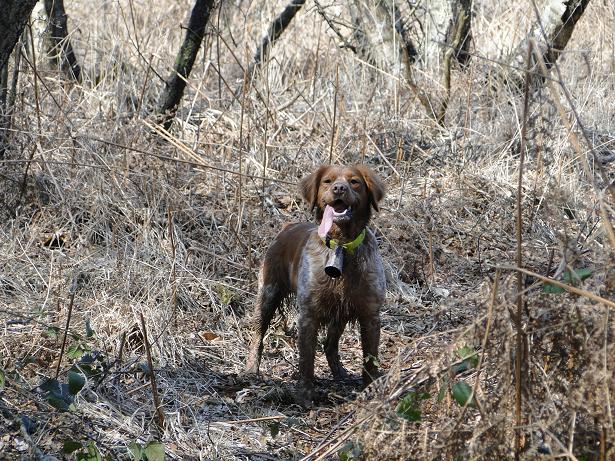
1,1,615,460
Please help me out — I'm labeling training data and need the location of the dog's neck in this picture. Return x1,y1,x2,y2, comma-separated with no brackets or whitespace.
324,221,367,245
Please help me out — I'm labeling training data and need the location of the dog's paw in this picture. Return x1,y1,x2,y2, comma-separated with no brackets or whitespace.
295,382,317,408
362,369,383,388
332,366,351,382
244,365,260,378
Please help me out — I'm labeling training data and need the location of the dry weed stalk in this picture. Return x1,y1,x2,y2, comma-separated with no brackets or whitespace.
139,312,165,432
54,278,77,379
514,41,532,460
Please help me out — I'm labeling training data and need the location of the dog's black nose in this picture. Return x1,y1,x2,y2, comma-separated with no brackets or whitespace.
332,182,347,195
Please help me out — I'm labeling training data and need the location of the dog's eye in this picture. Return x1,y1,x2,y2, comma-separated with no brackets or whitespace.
322,178,332,184
350,178,360,185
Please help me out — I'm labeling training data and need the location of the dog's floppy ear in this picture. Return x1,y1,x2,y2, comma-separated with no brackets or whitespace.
355,165,385,211
299,165,329,211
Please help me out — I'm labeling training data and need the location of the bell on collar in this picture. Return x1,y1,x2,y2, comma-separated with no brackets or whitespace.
324,246,344,278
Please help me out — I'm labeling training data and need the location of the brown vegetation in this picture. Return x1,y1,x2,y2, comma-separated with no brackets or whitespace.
0,1,614,460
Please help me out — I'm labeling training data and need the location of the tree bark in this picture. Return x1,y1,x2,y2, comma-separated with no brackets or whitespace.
436,0,473,124
352,0,404,75
158,0,215,130
0,0,39,70
504,0,591,90
391,3,418,66
447,0,472,68
44,0,82,81
352,0,439,122
543,0,590,66
251,0,306,73
0,63,8,112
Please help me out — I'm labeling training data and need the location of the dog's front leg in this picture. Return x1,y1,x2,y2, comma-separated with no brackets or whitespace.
296,307,318,404
358,307,381,386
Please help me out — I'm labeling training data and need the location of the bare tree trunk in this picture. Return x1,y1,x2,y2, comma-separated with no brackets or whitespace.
44,0,82,81
543,0,590,66
0,63,8,112
1,0,36,157
503,0,591,89
417,0,451,73
0,61,9,155
0,43,21,157
448,0,472,68
436,0,473,124
0,0,39,70
352,0,404,76
250,0,306,74
352,0,440,123
391,3,417,66
158,0,215,130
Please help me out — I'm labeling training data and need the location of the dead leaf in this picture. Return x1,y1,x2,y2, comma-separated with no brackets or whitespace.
200,331,220,341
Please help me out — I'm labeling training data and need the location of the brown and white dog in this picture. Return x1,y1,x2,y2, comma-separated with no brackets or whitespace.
245,165,386,403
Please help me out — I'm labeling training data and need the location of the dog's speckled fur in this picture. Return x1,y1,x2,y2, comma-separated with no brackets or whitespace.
245,165,386,403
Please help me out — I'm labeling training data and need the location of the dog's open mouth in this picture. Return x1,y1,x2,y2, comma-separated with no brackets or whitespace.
331,199,348,214
318,201,353,237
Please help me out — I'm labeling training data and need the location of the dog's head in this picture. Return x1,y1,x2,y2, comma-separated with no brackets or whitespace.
299,165,385,238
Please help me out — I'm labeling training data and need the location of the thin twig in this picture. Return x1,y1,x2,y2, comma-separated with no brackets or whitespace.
142,121,296,185
168,209,178,328
500,266,615,309
55,278,77,379
139,312,165,432
514,40,532,461
328,64,338,164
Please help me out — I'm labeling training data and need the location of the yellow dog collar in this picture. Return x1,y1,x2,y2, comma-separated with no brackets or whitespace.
322,229,366,254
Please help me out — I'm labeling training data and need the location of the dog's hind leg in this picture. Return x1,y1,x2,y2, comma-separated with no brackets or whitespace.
245,282,285,374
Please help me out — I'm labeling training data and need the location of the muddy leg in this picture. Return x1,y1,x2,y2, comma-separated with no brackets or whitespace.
296,310,319,404
358,313,380,386
324,319,349,380
245,283,285,374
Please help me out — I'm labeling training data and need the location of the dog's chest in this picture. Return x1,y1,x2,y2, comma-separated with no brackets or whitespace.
297,240,384,318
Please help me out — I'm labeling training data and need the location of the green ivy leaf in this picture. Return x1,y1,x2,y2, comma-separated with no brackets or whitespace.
68,370,86,395
143,441,165,461
128,442,144,460
452,380,475,407
395,391,429,422
543,283,566,294
67,343,90,360
543,268,593,294
437,384,447,402
455,346,479,369
21,416,36,434
75,441,102,461
563,268,593,283
40,378,74,412
337,441,362,461
284,417,301,428
269,421,280,438
44,326,60,339
20,356,37,367
137,363,151,374
63,440,83,454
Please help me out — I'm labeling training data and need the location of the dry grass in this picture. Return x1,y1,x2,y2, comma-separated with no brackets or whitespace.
1,0,615,459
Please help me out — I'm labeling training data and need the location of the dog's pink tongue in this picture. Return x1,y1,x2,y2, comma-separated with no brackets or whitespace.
318,205,334,238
